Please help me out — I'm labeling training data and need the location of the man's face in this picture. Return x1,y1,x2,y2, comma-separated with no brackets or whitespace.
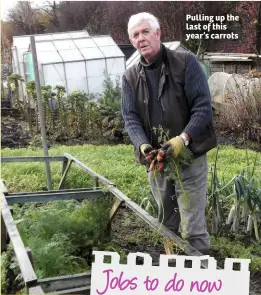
130,20,161,63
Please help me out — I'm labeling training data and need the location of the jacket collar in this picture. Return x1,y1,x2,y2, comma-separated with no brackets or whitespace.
137,43,170,79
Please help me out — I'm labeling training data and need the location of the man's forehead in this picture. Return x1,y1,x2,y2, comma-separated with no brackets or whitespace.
131,21,152,32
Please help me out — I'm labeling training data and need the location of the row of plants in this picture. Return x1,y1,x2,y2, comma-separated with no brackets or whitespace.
207,147,261,243
5,73,124,144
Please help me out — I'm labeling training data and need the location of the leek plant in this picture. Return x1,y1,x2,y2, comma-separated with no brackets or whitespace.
226,151,261,240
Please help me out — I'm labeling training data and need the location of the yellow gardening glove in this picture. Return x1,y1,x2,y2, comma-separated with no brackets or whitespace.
140,143,153,156
163,136,184,158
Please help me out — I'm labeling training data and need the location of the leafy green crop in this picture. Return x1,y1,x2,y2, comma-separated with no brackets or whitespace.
11,197,113,279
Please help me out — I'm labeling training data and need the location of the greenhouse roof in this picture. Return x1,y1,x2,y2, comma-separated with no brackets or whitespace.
13,31,89,48
12,31,90,62
32,35,125,64
126,41,181,68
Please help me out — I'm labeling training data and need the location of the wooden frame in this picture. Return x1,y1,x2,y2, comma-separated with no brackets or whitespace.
1,153,226,295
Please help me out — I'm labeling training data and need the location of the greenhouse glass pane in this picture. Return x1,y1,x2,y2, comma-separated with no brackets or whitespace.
19,62,25,77
106,58,125,75
59,49,83,61
69,31,89,38
53,40,76,50
169,41,180,50
93,37,115,47
108,74,122,87
13,37,30,48
74,38,97,49
86,59,106,77
126,50,139,68
36,42,56,51
81,47,104,59
43,64,66,88
99,46,124,58
35,34,53,41
38,51,62,63
17,49,28,61
65,61,86,80
52,33,71,39
88,76,104,94
67,78,88,94
12,48,18,65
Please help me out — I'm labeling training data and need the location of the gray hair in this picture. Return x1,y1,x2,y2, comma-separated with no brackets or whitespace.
128,12,160,38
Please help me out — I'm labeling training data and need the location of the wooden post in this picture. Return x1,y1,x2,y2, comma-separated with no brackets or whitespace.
1,214,7,252
30,36,52,190
92,176,99,189
106,199,124,233
26,247,34,268
58,159,72,189
163,237,175,255
61,158,69,175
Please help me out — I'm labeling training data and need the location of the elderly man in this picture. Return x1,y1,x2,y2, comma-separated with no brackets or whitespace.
121,12,217,254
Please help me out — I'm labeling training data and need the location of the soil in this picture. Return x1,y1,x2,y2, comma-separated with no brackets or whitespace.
1,110,260,151
111,206,261,295
213,117,261,152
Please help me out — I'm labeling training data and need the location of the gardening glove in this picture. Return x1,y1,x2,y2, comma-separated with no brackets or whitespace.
140,143,153,156
162,136,184,158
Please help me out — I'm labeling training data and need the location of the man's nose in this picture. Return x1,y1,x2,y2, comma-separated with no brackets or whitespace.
138,33,145,43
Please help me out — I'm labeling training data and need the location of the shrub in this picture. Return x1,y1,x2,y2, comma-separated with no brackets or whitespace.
99,74,121,113
216,75,261,142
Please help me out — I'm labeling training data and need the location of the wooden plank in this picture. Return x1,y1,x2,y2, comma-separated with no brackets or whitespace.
64,153,114,186
8,187,100,196
58,159,72,189
38,272,91,293
6,190,104,205
1,193,38,286
28,285,44,295
1,156,65,163
50,286,90,295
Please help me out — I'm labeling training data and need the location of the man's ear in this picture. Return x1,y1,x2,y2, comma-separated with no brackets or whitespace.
156,28,161,39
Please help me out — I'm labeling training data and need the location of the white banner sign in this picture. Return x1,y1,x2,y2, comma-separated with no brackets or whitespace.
91,251,250,295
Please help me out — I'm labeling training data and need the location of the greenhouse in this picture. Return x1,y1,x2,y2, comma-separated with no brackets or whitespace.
12,31,126,96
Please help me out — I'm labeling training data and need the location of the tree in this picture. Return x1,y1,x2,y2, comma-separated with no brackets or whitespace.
235,1,258,53
7,2,49,34
40,1,61,31
255,2,261,54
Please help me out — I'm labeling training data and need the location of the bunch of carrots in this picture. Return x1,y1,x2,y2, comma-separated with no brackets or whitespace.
145,145,170,173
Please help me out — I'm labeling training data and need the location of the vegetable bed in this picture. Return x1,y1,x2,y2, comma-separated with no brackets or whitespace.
1,145,261,294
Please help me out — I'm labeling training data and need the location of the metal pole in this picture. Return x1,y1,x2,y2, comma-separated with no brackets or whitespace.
30,36,52,190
